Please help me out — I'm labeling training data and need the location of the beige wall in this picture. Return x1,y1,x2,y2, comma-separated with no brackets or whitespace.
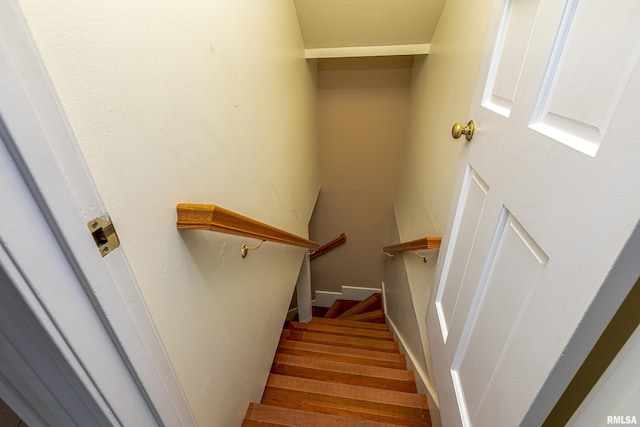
18,1,319,425
310,57,411,295
383,0,494,415
395,0,494,239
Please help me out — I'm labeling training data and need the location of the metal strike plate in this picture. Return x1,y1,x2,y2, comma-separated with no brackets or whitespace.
88,216,120,257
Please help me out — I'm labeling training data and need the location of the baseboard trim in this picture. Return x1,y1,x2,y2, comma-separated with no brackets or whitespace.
381,282,439,410
386,315,440,409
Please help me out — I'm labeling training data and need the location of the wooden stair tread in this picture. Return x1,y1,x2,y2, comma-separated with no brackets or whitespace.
262,389,430,426
263,375,429,426
272,353,416,392
243,403,398,427
267,374,427,409
324,300,344,318
269,364,416,393
345,309,386,322
277,339,405,364
288,321,394,340
311,316,390,331
278,341,406,369
243,309,431,426
337,294,382,319
273,354,413,381
284,330,399,353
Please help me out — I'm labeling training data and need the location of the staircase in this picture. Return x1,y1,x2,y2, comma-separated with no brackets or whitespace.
242,294,432,426
321,293,386,323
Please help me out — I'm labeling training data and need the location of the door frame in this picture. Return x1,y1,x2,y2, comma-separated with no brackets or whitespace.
0,1,195,425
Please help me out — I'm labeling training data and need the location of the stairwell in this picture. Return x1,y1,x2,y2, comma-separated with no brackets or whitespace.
243,293,432,426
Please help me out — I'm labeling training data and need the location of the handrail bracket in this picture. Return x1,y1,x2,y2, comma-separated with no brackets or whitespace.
241,240,265,259
414,251,429,263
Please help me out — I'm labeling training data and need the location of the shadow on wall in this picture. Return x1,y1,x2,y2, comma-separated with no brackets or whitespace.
382,211,440,424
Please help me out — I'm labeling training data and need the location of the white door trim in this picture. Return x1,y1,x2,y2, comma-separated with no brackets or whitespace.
0,1,194,425
0,241,120,427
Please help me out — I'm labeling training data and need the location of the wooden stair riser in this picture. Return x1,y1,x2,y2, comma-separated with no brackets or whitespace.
266,374,427,409
336,294,382,320
277,348,406,370
285,331,399,353
242,420,283,427
345,309,386,323
288,322,395,341
277,339,406,369
274,354,414,382
243,403,399,427
310,317,390,331
271,363,417,393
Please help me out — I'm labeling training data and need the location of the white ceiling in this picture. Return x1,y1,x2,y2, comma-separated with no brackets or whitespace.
293,0,447,49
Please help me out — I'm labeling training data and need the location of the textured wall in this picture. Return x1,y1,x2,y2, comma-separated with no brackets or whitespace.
18,1,320,425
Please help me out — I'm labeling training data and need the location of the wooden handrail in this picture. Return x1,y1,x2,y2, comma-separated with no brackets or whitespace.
310,233,347,261
176,203,319,250
383,237,442,253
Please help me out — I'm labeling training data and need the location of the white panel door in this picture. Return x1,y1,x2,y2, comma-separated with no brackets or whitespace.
427,0,640,425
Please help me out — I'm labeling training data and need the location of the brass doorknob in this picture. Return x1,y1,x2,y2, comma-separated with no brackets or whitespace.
452,120,475,141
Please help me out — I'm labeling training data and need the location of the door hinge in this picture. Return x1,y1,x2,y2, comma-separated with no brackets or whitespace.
87,216,120,257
